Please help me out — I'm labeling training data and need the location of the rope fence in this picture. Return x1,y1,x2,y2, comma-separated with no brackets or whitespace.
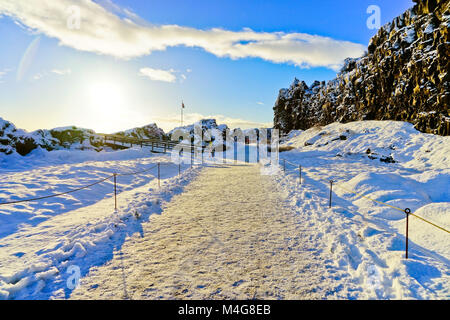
0,161,186,209
279,158,449,259
3,140,444,261
0,153,247,209
0,129,227,207
0,175,114,206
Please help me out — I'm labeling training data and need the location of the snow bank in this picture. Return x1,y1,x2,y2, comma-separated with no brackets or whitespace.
276,120,449,299
283,120,450,170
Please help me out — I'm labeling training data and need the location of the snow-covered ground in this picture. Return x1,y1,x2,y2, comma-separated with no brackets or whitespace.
276,121,449,299
0,120,448,300
0,146,202,299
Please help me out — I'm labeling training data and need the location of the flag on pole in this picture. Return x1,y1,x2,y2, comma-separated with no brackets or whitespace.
181,101,184,127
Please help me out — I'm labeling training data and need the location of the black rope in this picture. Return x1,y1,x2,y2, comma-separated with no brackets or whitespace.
117,164,158,177
0,175,114,206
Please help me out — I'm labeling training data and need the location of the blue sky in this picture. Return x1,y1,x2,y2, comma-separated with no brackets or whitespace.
0,0,413,133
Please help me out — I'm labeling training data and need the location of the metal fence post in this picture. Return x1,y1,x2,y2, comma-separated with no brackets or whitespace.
234,139,237,164
299,165,302,185
223,142,226,164
257,140,260,163
405,208,411,259
113,173,117,210
329,180,333,208
245,137,249,163
158,162,161,188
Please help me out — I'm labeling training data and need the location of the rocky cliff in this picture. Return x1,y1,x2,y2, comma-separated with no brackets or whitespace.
273,0,449,135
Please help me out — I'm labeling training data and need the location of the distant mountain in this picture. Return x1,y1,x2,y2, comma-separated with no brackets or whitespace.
273,0,449,136
0,117,166,156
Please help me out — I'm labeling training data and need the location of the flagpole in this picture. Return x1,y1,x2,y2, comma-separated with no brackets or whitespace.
181,101,183,127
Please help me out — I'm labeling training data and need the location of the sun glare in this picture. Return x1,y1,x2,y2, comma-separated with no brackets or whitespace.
85,80,131,133
88,82,124,114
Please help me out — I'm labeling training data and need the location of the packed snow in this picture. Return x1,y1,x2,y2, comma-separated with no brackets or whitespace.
69,164,328,300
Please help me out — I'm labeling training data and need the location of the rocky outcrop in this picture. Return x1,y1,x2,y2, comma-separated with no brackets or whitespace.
0,117,167,156
0,118,37,156
169,119,229,146
274,0,449,136
115,123,166,140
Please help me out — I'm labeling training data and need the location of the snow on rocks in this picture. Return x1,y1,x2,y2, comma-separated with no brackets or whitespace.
115,123,166,140
169,119,229,147
0,117,167,157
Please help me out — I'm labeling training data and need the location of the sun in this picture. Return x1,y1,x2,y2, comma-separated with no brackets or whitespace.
84,80,130,133
88,82,124,114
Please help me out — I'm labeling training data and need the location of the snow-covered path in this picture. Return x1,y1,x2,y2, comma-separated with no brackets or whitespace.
71,164,328,299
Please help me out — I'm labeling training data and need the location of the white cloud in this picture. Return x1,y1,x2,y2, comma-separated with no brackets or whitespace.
154,112,272,132
32,73,44,80
256,102,264,105
30,68,71,81
0,0,365,70
51,68,71,75
0,68,13,83
139,68,177,83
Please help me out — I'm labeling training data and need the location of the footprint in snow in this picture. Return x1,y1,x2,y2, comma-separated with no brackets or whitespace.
232,280,245,287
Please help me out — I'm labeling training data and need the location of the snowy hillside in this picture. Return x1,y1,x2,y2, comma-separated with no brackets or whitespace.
276,120,449,299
